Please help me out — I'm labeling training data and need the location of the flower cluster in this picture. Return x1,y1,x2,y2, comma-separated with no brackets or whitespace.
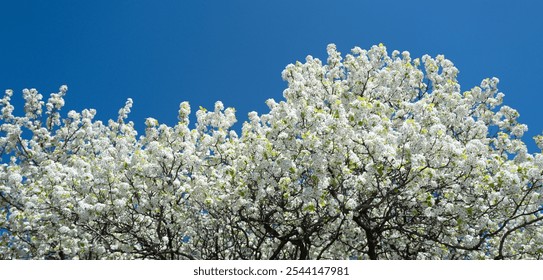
1,44,542,259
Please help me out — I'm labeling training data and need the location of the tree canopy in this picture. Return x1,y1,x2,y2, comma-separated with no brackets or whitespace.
1,44,543,259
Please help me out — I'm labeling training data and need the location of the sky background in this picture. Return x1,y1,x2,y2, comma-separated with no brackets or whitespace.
1,0,542,152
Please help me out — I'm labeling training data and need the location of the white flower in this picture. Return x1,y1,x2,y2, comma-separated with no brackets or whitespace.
8,173,22,184
145,117,158,127
58,226,70,234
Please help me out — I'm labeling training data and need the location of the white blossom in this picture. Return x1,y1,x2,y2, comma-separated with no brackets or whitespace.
1,43,542,260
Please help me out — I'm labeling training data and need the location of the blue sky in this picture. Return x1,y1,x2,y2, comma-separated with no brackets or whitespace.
1,0,542,152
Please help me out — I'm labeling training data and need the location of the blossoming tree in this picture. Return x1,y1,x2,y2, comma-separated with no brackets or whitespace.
1,44,542,259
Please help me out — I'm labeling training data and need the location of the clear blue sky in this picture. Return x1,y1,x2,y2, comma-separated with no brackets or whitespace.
1,0,542,152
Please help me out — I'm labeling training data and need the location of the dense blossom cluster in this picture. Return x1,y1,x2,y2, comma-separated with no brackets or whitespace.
1,44,543,259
